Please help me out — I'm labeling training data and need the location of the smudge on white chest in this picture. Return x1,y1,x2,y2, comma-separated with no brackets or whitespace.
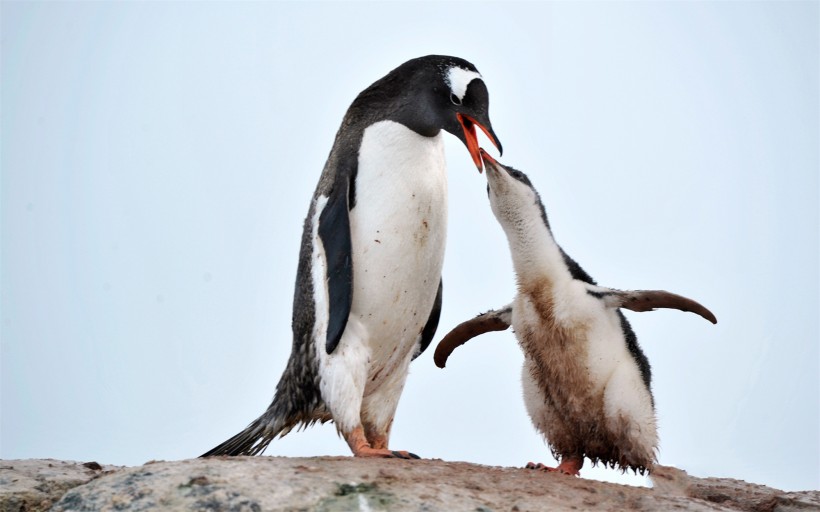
350,120,448,379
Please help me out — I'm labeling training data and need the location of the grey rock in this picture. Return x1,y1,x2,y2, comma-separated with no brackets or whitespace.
0,457,816,512
0,459,115,512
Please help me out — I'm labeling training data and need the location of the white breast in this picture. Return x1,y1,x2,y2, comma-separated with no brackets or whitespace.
547,282,640,392
349,120,448,384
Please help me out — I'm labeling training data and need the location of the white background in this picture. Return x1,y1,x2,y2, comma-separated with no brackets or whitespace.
3,1,817,491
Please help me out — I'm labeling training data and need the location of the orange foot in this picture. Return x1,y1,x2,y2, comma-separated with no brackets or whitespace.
353,446,419,459
525,456,583,476
345,427,420,460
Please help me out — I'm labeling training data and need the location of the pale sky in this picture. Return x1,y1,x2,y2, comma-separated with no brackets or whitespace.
2,1,818,492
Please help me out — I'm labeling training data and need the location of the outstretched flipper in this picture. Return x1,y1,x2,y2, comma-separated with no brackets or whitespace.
433,305,512,368
589,287,717,324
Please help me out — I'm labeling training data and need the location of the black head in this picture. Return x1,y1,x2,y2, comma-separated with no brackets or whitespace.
353,55,502,171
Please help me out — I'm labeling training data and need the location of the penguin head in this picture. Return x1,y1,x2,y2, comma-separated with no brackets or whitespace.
434,57,503,171
359,55,503,171
480,148,551,234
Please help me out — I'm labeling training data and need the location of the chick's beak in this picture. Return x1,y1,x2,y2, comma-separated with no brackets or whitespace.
479,147,498,170
457,113,502,173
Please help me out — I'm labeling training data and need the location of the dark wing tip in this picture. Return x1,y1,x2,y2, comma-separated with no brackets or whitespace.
433,309,511,368
619,290,717,325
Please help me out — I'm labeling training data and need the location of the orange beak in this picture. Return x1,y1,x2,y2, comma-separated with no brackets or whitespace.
457,113,502,173
479,147,498,167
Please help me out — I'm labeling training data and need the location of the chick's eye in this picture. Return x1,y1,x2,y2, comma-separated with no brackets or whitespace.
450,93,462,106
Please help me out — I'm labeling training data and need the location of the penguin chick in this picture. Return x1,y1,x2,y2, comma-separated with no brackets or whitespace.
202,56,502,460
435,149,716,476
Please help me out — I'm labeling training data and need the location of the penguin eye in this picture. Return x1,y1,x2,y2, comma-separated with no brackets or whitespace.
449,93,462,106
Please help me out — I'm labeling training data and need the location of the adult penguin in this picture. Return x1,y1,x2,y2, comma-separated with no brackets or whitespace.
203,55,502,459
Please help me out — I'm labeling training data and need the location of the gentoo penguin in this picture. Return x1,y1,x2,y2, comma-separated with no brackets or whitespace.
434,150,715,475
202,56,502,459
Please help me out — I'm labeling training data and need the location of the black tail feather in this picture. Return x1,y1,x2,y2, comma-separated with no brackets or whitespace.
201,343,330,457
200,391,298,458
200,395,330,457
200,416,275,457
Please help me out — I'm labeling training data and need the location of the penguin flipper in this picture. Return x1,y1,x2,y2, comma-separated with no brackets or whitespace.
413,279,443,360
318,178,354,354
433,305,512,368
595,287,717,324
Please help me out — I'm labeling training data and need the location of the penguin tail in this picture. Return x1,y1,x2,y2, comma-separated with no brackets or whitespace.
201,347,329,457
200,415,278,457
200,397,305,457
200,391,330,457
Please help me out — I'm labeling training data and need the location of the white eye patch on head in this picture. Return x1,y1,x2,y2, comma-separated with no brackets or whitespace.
446,67,482,103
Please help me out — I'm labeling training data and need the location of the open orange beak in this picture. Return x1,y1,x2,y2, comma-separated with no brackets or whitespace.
479,147,499,169
457,113,502,173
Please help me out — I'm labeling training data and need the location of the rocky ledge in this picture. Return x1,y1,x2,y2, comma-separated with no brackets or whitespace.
1,457,817,511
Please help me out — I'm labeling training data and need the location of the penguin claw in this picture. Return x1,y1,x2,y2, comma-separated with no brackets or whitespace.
390,450,420,460
524,460,581,476
353,448,396,458
351,447,420,459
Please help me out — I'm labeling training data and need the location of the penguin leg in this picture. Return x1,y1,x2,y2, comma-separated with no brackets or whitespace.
361,420,417,459
520,357,583,475
319,318,415,459
343,426,413,459
317,319,385,458
359,357,420,459
602,364,658,469
363,420,392,450
555,456,584,475
343,425,418,459
525,456,583,476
